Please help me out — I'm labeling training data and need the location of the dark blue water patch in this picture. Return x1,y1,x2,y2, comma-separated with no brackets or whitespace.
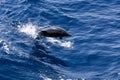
65,1,90,11
32,49,68,67
0,54,68,79
93,71,120,80
26,0,44,4
33,38,68,67
114,0,120,5
86,78,102,80
39,10,86,27
50,15,80,26
94,0,120,5
24,8,40,18
53,1,90,9
52,0,110,13
0,75,14,80
0,0,54,24
67,54,119,73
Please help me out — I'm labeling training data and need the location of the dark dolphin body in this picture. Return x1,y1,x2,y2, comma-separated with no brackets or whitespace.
38,27,71,39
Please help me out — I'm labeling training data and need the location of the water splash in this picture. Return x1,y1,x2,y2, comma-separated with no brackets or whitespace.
47,37,73,48
39,74,52,80
0,39,10,54
18,23,38,38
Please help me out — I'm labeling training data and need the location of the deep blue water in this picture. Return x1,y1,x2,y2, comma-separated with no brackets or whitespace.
0,0,120,79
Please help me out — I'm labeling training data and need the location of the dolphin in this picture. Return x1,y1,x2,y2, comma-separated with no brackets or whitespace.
38,27,71,39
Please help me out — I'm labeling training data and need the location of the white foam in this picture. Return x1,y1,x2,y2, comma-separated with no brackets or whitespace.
18,23,37,38
39,74,52,80
3,42,9,53
0,40,10,54
47,37,73,48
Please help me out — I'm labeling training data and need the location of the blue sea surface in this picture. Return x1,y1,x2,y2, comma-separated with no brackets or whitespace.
0,0,120,79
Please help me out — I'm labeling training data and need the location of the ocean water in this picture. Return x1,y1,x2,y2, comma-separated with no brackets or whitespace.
0,0,120,79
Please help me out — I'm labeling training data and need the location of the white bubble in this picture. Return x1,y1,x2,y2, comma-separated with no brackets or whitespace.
0,40,10,54
47,37,73,48
39,74,52,80
18,23,37,38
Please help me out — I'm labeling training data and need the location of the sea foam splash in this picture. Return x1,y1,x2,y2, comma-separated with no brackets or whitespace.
47,37,73,48
0,39,10,54
18,23,38,38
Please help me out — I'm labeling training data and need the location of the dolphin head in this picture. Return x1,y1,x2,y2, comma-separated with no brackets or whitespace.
39,31,48,36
